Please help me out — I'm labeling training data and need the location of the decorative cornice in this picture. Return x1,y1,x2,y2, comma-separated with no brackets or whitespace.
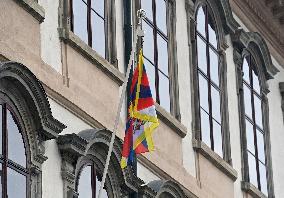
13,0,45,23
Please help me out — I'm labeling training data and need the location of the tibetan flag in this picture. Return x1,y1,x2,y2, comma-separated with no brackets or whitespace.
121,50,159,169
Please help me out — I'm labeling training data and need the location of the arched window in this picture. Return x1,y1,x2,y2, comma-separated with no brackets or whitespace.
195,4,223,157
242,54,267,195
77,163,108,198
0,101,29,197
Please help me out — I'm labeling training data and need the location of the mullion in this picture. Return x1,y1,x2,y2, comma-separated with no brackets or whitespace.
143,18,168,41
90,7,104,20
87,0,92,46
248,55,262,190
200,106,221,125
198,69,220,91
3,104,7,198
196,31,218,52
91,165,96,198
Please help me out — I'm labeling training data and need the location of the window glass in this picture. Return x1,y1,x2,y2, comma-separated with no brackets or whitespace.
197,36,207,74
0,165,2,196
254,95,263,129
96,176,108,197
159,73,170,112
201,110,210,146
252,67,260,94
7,110,26,167
92,0,104,17
78,166,92,198
243,58,250,83
208,16,217,48
243,84,252,118
91,12,105,58
156,0,167,34
211,86,221,122
248,152,258,187
157,34,168,76
196,6,206,37
213,121,222,157
7,168,26,198
257,130,265,163
144,59,156,101
209,49,219,86
141,0,153,22
245,120,255,154
143,23,154,63
198,74,209,112
259,163,268,196
73,0,88,44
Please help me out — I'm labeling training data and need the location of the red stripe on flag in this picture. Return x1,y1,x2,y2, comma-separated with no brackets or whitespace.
137,97,154,110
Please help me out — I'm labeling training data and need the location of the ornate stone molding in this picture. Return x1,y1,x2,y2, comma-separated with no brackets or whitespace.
231,29,279,79
148,180,188,198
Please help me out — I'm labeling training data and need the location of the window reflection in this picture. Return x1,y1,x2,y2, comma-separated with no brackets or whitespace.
91,11,105,58
245,120,255,154
201,110,210,146
198,74,209,111
213,121,222,157
243,84,252,118
73,0,88,44
159,73,170,112
156,0,167,34
196,6,206,37
209,49,219,86
141,0,153,22
7,168,26,198
248,152,258,187
208,16,217,48
259,163,268,196
197,36,207,74
7,110,26,168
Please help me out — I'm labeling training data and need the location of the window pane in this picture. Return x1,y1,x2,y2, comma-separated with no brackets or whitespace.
197,36,207,74
159,73,170,112
243,84,252,118
196,6,206,37
209,49,219,86
248,152,258,187
143,23,154,63
254,95,263,129
0,165,2,196
157,34,168,76
7,168,26,198
200,109,210,147
144,59,156,101
92,13,105,58
73,0,88,44
92,0,104,17
259,163,268,196
246,120,255,154
96,176,108,197
0,105,2,155
208,15,217,48
252,67,260,94
213,121,222,157
78,166,92,198
257,130,265,163
211,86,221,123
243,58,250,83
7,110,26,167
156,0,167,34
141,0,153,22
198,74,209,112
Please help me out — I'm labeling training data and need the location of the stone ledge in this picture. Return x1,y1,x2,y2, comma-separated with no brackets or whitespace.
58,28,124,85
192,139,238,181
155,103,187,138
13,0,45,23
241,181,268,198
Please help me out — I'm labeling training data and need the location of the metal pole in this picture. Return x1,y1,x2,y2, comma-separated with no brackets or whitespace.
98,10,145,198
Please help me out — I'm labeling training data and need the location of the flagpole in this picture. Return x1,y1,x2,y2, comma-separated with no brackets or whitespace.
98,9,145,198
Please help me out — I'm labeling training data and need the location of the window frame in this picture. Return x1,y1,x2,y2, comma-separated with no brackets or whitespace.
190,0,232,164
60,0,117,66
0,99,31,198
235,48,274,197
133,0,180,120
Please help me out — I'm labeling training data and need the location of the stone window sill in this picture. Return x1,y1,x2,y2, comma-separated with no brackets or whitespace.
155,103,187,138
241,181,268,198
13,0,45,23
58,28,124,85
192,139,238,181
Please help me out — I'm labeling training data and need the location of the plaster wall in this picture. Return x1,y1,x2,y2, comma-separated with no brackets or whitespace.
39,0,62,73
137,162,160,184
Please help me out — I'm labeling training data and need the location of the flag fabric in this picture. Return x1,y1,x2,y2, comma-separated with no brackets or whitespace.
120,50,159,169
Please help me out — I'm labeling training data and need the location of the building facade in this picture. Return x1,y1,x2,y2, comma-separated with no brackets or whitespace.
0,0,283,197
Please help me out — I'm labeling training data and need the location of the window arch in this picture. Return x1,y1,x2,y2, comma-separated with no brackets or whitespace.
192,1,231,162
0,101,29,198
